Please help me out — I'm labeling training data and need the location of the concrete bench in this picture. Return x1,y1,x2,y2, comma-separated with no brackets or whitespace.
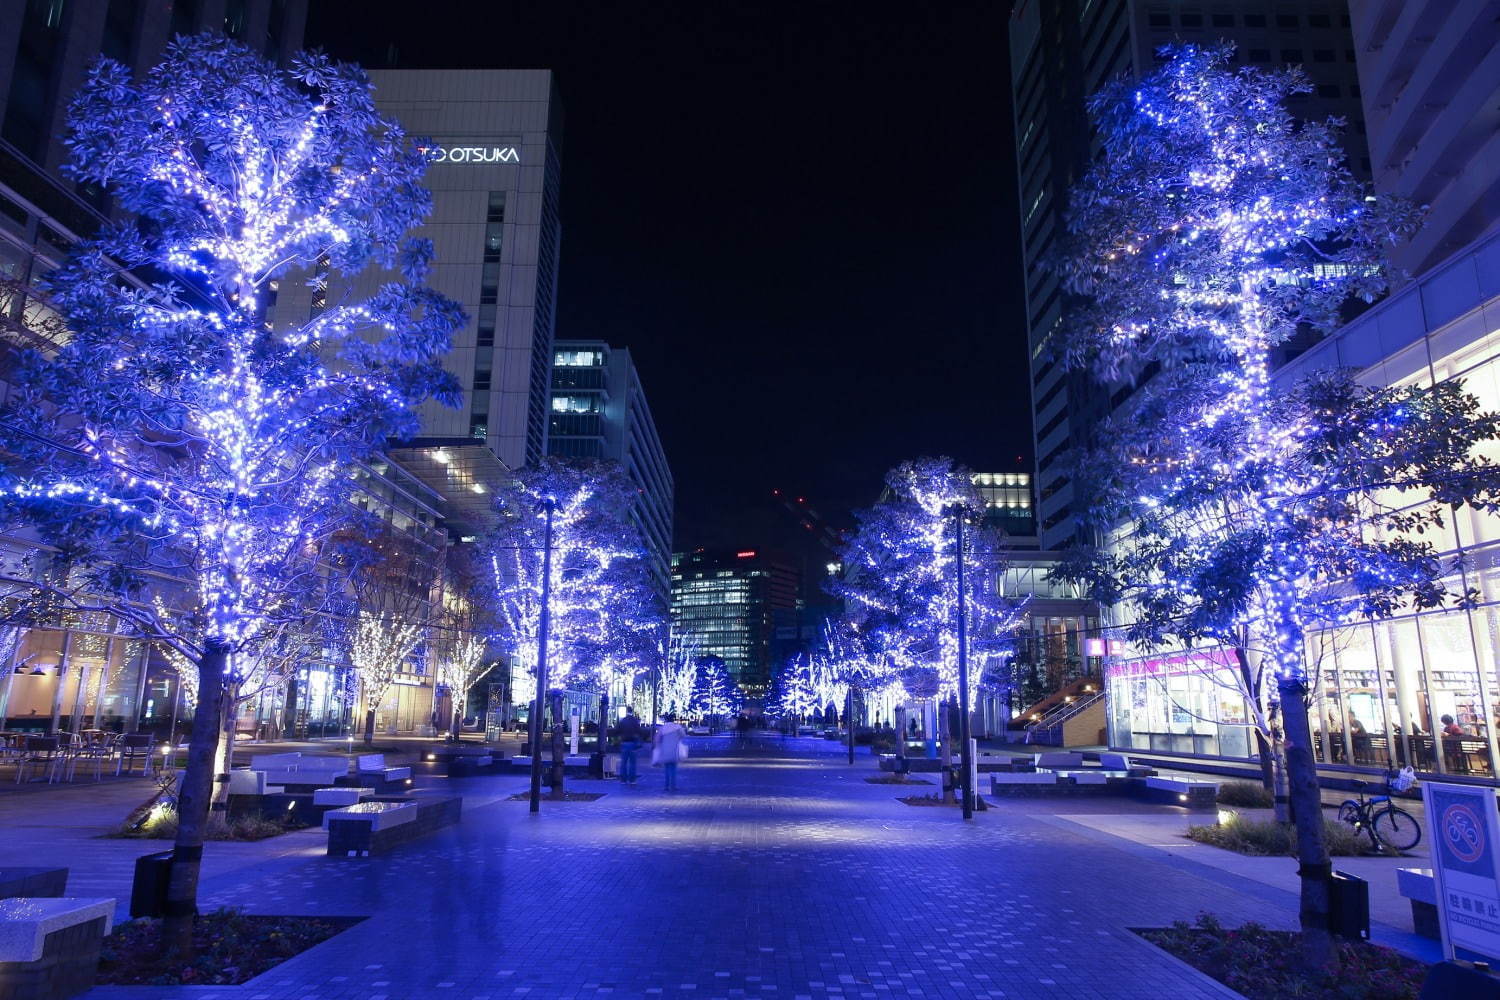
324,796,462,858
1034,751,1085,768
227,769,283,796
0,870,67,901
0,897,114,1000
1060,770,1109,785
1143,776,1219,810
357,754,412,782
249,752,302,771
1099,752,1130,770
1397,868,1438,939
313,787,370,807
991,772,1059,785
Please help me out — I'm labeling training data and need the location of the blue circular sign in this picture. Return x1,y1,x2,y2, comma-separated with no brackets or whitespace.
1444,803,1486,864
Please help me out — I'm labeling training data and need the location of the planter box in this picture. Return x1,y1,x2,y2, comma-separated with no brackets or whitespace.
0,871,67,902
0,898,114,1000
324,796,461,858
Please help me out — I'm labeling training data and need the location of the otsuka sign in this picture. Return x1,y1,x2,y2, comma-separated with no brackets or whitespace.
417,144,519,164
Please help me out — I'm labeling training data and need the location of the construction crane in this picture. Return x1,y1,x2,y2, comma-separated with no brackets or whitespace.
770,488,845,556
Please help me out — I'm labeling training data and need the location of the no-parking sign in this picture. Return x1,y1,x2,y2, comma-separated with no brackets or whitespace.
1424,781,1500,961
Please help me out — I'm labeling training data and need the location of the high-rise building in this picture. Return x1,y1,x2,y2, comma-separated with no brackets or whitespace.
277,69,565,534
549,340,674,600
670,549,799,698
0,0,308,181
1100,7,1500,782
1010,1,1367,548
1350,1,1500,277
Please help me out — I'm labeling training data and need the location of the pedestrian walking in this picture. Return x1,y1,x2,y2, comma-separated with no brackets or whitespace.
652,712,687,791
616,705,645,783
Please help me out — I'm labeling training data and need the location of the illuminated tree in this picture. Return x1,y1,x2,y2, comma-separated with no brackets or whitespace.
767,653,819,727
1056,44,1499,968
0,36,460,951
433,561,493,740
834,458,1019,703
690,654,740,724
490,459,650,702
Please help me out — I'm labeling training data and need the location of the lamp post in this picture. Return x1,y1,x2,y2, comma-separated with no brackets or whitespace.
951,504,975,821
528,497,556,814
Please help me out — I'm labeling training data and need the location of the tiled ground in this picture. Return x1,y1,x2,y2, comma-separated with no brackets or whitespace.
72,737,1295,999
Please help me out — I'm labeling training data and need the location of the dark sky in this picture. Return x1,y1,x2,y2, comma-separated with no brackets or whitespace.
308,1,1030,556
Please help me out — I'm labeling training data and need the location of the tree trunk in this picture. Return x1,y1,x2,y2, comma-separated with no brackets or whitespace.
548,690,565,793
1278,677,1336,972
207,696,236,836
163,639,229,959
452,706,463,744
1253,727,1276,792
939,696,956,804
363,707,376,746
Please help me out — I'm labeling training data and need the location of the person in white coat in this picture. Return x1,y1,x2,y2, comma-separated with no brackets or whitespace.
652,713,687,791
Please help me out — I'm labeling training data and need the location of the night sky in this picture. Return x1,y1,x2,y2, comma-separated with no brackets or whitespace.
308,1,1030,557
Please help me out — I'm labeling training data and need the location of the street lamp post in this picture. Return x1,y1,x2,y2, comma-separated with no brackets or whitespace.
528,497,556,814
953,505,974,821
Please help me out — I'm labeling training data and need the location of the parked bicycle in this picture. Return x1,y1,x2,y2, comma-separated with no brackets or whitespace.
1337,769,1421,853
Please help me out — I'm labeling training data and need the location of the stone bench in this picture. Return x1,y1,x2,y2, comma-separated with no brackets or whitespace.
0,870,67,901
1397,868,1438,940
323,795,462,858
989,772,1060,798
313,787,371,807
1034,751,1085,768
0,897,114,1000
1143,776,1219,810
357,754,412,782
251,753,349,791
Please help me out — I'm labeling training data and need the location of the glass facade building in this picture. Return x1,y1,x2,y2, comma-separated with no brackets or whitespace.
549,341,675,600
670,549,799,698
1105,227,1500,781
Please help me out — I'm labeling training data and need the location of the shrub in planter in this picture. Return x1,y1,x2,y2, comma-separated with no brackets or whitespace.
1187,813,1377,856
1138,913,1425,999
1216,781,1275,808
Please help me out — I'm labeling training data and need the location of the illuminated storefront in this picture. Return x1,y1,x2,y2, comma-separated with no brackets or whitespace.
1106,228,1500,782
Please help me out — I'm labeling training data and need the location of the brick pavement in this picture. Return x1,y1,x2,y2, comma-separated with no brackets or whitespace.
63,736,1321,999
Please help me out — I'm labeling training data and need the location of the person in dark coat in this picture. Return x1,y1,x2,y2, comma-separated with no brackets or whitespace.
616,706,645,783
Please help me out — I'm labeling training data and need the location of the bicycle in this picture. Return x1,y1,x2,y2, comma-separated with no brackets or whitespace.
1337,772,1422,853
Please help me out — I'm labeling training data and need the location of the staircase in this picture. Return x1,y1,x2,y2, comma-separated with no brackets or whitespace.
1024,690,1106,747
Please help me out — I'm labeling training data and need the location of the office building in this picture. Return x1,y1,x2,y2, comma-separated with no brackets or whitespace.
1011,1,1367,548
1350,1,1500,277
549,340,675,600
1104,7,1500,782
0,0,307,180
671,549,799,698
265,70,567,534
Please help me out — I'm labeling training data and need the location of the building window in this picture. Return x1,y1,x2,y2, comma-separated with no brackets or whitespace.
1280,49,1304,63
480,262,499,305
1244,13,1266,27
1308,13,1332,28
1178,13,1202,28
1276,14,1298,28
473,370,491,392
556,349,604,367
469,417,487,439
1248,49,1271,63
1316,84,1340,98
1212,13,1233,27
551,395,599,414
1147,13,1170,28
1313,49,1334,62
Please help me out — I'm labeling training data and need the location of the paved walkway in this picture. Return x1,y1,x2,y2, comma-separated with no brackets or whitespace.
22,736,1409,999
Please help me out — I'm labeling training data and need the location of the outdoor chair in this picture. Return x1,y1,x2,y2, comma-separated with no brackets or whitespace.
66,736,116,781
116,733,152,776
15,736,60,783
